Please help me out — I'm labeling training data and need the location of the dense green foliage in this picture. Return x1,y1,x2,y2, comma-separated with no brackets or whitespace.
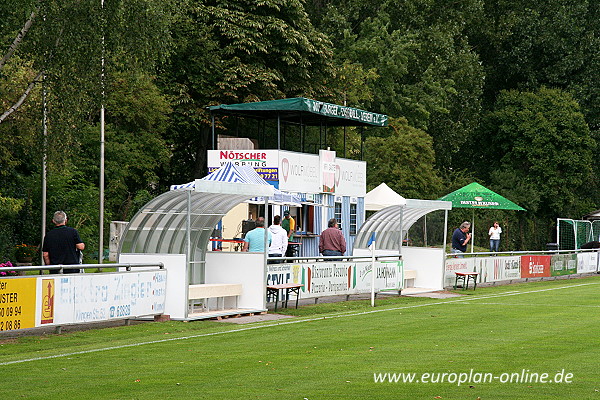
1,0,599,258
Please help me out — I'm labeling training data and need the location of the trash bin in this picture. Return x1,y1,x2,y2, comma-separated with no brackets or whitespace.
546,242,559,251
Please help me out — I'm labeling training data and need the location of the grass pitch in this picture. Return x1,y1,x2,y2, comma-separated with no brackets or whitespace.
1,276,600,399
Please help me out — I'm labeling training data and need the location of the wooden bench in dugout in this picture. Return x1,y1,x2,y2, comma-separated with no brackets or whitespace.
453,272,479,290
266,283,304,311
188,284,243,313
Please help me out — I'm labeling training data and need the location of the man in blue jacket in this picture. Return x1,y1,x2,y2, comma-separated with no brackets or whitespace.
451,221,471,257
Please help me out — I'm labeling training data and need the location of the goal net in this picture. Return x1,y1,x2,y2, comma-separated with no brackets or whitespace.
557,219,600,250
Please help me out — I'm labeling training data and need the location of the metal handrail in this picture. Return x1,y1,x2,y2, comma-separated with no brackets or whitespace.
445,248,600,259
5,262,164,274
267,254,402,262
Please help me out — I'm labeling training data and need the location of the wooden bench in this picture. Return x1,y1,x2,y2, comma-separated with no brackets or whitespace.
266,283,304,311
453,272,479,290
188,284,243,313
404,269,417,288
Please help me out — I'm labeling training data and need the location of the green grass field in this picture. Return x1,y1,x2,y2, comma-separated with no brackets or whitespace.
1,276,600,399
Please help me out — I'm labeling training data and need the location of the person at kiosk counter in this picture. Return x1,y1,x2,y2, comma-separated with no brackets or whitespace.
319,218,346,260
268,215,288,263
282,210,295,240
242,217,272,252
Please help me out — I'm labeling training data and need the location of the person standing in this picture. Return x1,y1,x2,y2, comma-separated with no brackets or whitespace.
488,221,502,253
242,217,272,252
42,211,85,274
281,210,295,240
451,221,471,257
319,218,346,260
268,215,288,263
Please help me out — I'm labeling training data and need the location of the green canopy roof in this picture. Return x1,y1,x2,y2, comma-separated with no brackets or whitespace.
439,182,526,211
209,97,388,127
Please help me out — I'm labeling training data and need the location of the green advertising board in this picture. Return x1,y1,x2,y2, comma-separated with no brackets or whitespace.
550,254,577,276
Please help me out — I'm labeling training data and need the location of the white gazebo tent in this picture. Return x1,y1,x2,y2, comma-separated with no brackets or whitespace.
364,182,406,211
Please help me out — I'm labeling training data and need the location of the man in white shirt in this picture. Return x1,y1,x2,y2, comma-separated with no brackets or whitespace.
267,215,288,263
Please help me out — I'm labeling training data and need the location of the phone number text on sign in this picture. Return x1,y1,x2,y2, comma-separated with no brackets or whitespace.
0,278,36,331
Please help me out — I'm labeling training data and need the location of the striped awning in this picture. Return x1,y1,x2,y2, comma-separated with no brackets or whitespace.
170,163,302,205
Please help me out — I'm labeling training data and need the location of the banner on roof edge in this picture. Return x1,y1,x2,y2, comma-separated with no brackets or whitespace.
208,150,279,184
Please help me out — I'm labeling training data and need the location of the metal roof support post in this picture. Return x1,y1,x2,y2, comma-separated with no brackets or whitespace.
301,115,304,152
319,123,323,149
360,127,364,160
211,113,215,150
343,126,346,158
263,196,269,310
277,114,281,150
556,218,561,250
441,209,449,289
398,206,404,254
185,189,192,318
471,209,475,254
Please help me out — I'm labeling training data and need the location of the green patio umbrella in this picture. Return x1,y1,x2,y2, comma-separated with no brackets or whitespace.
439,182,526,252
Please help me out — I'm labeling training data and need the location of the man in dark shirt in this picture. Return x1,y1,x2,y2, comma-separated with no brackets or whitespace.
451,221,471,257
42,211,85,274
319,218,346,261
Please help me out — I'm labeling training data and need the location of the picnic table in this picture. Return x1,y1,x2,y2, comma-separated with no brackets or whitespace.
453,272,479,290
266,283,304,311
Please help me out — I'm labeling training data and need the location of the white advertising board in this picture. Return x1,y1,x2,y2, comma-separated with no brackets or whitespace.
577,252,599,273
37,270,167,327
267,260,402,299
320,149,336,193
278,150,320,193
335,157,367,197
445,256,521,287
474,256,522,283
444,258,474,287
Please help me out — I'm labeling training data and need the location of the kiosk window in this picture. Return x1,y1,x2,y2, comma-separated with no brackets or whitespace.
349,203,357,235
300,205,315,233
334,202,342,230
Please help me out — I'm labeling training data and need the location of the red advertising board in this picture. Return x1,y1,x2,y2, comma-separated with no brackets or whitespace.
520,255,551,278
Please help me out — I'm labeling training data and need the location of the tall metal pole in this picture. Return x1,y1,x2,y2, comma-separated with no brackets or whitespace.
41,74,47,265
98,0,106,264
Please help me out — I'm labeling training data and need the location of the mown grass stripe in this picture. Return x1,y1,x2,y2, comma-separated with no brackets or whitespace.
1,280,596,366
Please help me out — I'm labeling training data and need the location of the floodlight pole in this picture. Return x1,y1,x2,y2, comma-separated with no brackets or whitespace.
41,74,47,266
98,0,106,265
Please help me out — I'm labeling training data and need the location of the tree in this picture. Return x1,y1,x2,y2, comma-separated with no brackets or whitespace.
469,0,600,129
0,0,174,256
307,0,485,170
364,117,442,199
474,87,597,248
160,0,334,181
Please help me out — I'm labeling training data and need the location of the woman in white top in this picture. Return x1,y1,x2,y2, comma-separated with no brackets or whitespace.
488,221,502,252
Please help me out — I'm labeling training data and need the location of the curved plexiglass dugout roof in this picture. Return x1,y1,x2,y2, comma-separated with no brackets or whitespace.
354,199,452,250
119,164,274,283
